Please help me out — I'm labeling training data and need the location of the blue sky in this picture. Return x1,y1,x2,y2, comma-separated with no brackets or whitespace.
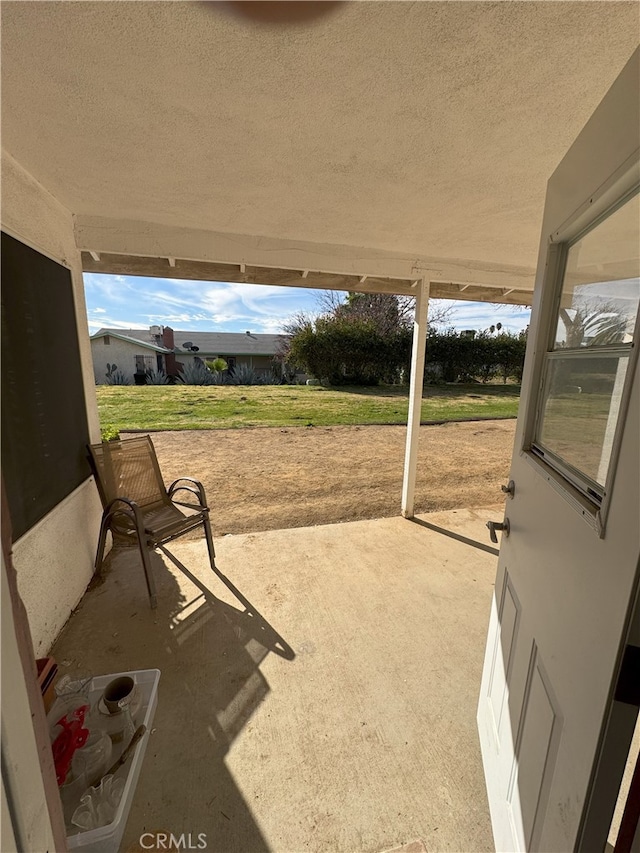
83,273,531,336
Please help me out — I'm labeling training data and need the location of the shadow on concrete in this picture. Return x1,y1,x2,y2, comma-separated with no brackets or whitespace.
409,516,500,557
53,544,295,853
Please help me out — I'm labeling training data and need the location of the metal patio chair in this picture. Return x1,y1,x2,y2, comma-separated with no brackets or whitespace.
88,435,216,609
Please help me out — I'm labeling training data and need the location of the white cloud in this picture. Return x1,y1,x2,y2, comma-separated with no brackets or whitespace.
86,315,147,333
439,299,531,333
85,273,535,339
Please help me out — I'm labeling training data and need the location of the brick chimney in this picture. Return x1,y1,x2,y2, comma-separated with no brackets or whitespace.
161,326,178,376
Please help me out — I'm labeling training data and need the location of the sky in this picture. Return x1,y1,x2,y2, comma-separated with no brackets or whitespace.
83,273,531,336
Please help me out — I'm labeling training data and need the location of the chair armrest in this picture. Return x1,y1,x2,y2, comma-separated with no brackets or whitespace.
168,478,208,508
104,497,145,529
105,496,141,514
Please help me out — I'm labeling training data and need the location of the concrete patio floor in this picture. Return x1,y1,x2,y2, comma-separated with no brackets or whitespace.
51,507,502,853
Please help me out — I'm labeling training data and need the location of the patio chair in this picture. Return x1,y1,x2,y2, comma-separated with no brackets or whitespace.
88,435,216,609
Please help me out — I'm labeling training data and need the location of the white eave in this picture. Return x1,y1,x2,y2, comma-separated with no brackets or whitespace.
90,331,171,354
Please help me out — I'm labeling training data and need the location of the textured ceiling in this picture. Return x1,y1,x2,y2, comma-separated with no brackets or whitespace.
1,1,638,269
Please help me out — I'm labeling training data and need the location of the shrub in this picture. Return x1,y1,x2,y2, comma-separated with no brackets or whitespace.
206,357,228,373
425,328,526,384
145,368,171,385
207,370,227,385
105,363,132,385
288,316,412,386
229,365,262,385
177,361,214,386
100,424,120,442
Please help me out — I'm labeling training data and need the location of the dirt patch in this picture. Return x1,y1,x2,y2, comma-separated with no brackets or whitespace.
133,420,515,537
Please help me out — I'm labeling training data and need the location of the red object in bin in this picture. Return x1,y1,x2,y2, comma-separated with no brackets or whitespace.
51,704,90,785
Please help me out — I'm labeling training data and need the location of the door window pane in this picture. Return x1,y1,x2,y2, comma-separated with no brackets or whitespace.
538,355,629,487
554,193,639,350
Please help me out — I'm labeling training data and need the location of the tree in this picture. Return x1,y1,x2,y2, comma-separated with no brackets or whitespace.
317,291,453,331
281,293,418,384
558,300,630,348
286,314,412,385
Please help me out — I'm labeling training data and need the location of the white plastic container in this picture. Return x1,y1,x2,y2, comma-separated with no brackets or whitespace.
65,669,161,853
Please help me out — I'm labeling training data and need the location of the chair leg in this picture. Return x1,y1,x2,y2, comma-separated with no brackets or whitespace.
203,515,217,571
137,538,158,609
95,514,110,575
136,521,158,610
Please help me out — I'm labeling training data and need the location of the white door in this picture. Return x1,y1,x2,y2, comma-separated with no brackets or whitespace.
477,50,640,852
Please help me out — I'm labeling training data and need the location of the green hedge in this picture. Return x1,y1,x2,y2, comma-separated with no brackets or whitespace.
287,318,527,385
426,329,527,384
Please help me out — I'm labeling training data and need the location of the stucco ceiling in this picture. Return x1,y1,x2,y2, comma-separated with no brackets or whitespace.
1,1,638,272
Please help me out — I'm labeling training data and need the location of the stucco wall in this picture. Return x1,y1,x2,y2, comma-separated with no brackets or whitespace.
174,353,275,374
2,151,103,653
92,336,161,383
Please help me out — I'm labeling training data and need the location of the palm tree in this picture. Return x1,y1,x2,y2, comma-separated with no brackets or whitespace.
558,300,630,348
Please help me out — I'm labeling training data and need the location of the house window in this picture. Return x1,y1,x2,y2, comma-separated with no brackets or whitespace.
104,335,110,345
531,189,639,514
135,354,154,373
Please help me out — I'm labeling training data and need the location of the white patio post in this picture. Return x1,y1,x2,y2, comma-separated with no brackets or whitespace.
401,278,430,518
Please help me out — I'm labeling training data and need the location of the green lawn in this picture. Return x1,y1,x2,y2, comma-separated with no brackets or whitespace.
96,384,521,432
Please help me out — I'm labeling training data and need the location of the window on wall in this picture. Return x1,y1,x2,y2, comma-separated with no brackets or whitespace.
103,335,110,345
135,354,154,373
532,189,639,512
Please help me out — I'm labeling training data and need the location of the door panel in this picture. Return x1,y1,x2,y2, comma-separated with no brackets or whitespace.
478,49,640,852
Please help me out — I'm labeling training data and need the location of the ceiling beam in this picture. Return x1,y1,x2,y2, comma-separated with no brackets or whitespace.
80,252,533,305
74,215,536,291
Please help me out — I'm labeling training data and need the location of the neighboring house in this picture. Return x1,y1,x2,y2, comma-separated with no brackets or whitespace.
91,326,294,382
172,330,287,378
90,329,172,384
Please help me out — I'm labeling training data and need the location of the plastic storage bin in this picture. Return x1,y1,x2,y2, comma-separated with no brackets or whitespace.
65,669,160,853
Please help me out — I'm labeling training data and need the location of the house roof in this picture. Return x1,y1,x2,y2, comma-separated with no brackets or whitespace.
93,328,286,357
3,3,637,304
91,330,171,353
173,331,286,357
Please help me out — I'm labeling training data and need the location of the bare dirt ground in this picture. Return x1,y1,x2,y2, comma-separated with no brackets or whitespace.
131,419,516,537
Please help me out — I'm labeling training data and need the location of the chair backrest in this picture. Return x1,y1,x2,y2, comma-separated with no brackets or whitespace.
88,436,169,510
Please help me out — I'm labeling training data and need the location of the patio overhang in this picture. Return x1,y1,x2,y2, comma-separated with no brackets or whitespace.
77,220,537,306
81,249,537,306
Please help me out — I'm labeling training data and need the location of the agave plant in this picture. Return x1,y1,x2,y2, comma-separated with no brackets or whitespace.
145,368,171,385
207,370,227,385
176,361,214,386
228,365,261,385
105,363,132,385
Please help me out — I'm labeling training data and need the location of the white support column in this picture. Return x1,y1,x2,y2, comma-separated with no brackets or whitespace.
401,278,430,518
